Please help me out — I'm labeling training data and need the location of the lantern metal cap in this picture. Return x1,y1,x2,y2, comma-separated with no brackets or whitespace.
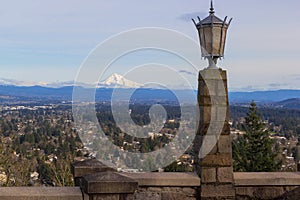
198,0,227,25
201,15,224,25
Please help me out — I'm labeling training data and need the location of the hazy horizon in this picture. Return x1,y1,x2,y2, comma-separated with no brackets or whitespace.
0,74,300,93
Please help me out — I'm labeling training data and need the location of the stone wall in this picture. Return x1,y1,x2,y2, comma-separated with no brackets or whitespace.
71,159,300,200
135,186,198,200
72,159,201,200
0,187,82,200
0,161,300,199
235,172,300,200
123,172,200,200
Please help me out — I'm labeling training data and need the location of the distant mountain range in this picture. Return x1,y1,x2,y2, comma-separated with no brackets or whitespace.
0,73,143,89
0,84,299,106
0,85,196,103
272,98,300,110
229,90,300,103
0,74,299,105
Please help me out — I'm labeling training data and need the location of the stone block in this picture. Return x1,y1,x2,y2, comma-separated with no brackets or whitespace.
198,95,228,107
161,187,182,192
198,70,227,99
199,69,226,81
221,123,231,135
217,81,228,96
123,193,135,200
236,186,286,200
276,186,300,200
235,187,254,198
196,121,208,135
201,168,216,183
198,96,212,106
197,121,230,136
234,172,300,186
198,82,209,96
91,194,119,200
203,80,226,96
218,135,232,154
204,121,225,136
197,135,218,158
199,106,211,123
199,106,228,124
90,194,133,200
182,187,197,195
82,172,138,194
135,192,161,200
0,187,82,200
260,187,285,199
122,172,200,187
211,106,228,121
217,167,233,183
203,77,226,89
201,184,235,198
161,192,196,200
201,153,233,167
72,159,116,179
147,187,162,192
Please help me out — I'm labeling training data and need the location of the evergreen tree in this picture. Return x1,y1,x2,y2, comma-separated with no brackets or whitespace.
233,101,280,172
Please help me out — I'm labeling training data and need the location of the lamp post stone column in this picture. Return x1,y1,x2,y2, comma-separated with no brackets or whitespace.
193,1,235,199
196,68,235,199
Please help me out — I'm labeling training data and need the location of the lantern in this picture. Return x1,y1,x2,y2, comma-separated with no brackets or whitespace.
193,1,232,67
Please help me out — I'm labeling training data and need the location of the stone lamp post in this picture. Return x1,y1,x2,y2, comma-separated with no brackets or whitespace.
193,1,235,199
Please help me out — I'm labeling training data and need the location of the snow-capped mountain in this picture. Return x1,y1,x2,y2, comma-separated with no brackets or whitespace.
0,78,48,87
97,73,143,88
0,78,81,88
42,81,74,88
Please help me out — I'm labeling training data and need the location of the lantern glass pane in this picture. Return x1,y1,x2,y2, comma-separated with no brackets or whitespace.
212,26,222,56
199,30,205,56
220,28,228,55
203,27,212,55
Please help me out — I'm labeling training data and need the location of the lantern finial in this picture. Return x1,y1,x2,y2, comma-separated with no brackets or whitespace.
209,0,215,14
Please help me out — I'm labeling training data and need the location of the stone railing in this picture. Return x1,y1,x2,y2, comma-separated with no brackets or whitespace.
71,159,300,200
0,159,300,200
72,159,200,200
0,187,83,200
235,172,300,199
122,172,199,199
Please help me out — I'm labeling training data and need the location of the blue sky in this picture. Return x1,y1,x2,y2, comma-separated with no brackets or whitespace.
0,0,299,91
